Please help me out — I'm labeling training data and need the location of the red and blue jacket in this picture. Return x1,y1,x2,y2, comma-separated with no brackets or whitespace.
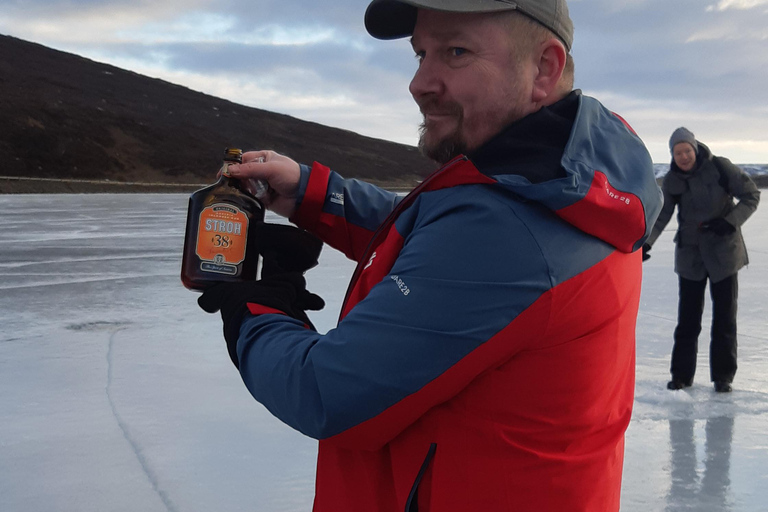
235,92,662,511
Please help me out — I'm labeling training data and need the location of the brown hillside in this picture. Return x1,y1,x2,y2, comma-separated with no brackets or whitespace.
0,34,434,192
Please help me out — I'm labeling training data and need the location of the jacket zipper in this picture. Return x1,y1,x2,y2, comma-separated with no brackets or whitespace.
405,443,437,512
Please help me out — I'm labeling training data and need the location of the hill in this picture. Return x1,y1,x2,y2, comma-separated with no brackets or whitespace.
2,34,764,194
0,34,434,193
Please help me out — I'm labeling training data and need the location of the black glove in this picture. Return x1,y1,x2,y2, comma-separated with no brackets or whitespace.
642,243,651,262
255,222,323,277
198,273,325,368
700,218,735,236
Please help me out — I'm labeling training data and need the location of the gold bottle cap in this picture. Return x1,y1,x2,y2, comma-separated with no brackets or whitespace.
223,148,243,163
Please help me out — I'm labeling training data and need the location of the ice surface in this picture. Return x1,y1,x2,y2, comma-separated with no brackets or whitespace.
1,193,766,512
652,163,768,179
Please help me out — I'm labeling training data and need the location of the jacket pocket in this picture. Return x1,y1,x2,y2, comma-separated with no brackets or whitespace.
405,443,437,512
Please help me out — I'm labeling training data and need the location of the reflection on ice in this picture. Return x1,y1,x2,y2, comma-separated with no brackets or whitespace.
0,194,766,512
666,416,734,512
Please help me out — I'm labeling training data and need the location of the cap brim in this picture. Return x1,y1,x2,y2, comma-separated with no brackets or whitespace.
365,0,521,40
364,0,419,40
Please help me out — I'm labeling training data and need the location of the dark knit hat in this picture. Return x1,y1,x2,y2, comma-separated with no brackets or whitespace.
669,127,698,154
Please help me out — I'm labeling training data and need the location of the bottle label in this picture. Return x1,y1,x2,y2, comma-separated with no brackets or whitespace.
195,203,249,273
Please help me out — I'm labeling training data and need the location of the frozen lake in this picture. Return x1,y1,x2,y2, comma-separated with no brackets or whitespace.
1,193,766,512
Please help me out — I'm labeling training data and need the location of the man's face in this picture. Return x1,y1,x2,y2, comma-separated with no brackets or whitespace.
409,10,536,164
673,143,697,172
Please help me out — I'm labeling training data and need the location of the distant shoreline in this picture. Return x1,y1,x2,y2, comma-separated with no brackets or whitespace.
2,174,766,194
0,175,205,194
0,175,417,194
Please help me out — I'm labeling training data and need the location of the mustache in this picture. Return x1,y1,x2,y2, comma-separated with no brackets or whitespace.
416,96,463,118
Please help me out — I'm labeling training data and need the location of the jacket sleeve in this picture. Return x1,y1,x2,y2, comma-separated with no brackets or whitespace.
235,186,554,449
646,175,678,247
715,157,760,228
290,162,403,262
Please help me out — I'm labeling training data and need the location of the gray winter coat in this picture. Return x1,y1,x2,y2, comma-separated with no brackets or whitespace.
647,143,760,283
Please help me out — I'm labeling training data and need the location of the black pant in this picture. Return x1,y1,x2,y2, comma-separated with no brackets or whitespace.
671,274,738,384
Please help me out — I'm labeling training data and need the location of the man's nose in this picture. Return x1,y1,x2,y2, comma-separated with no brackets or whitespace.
409,58,443,99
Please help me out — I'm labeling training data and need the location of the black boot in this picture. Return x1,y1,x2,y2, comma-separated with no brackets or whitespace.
667,379,692,390
714,381,732,393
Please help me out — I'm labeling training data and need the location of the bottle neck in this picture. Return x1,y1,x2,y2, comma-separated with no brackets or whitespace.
216,165,260,201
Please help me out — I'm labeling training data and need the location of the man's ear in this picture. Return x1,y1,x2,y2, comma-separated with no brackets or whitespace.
531,39,567,105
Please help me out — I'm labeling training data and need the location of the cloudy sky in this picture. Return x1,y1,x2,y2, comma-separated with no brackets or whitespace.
1,0,767,163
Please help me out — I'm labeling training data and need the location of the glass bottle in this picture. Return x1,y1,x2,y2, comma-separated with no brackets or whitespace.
181,148,265,291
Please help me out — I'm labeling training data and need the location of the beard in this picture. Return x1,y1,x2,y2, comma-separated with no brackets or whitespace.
416,99,466,165
416,89,531,165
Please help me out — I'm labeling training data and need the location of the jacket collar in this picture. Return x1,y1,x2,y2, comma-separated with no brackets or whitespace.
468,90,579,184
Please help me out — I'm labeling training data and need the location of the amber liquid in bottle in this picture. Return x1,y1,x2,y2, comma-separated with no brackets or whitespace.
181,148,265,291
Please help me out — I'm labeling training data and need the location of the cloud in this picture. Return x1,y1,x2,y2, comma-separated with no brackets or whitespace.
1,0,767,162
707,0,768,11
588,90,768,163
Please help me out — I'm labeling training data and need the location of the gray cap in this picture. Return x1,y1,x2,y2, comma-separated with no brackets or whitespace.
669,127,698,154
364,0,574,51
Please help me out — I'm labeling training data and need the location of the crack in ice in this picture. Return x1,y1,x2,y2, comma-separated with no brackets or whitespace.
106,327,179,512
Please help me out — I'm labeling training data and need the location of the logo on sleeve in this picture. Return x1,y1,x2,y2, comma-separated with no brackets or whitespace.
602,177,631,205
390,274,410,296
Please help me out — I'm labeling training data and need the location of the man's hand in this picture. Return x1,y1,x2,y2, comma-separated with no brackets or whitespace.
226,150,301,218
198,223,323,368
642,243,651,261
700,218,735,236
256,222,323,277
198,273,325,368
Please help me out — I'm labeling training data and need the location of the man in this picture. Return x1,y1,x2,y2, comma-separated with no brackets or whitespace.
198,1,662,510
644,127,759,393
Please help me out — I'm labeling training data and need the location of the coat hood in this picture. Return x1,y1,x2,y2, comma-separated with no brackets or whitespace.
469,91,662,253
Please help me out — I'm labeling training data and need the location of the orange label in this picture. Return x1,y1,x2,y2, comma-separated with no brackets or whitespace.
195,204,249,264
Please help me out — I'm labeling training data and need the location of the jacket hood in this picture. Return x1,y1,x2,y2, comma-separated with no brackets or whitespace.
469,91,662,253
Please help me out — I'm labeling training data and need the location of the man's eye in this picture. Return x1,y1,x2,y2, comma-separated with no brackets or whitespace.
451,47,467,57
414,51,425,63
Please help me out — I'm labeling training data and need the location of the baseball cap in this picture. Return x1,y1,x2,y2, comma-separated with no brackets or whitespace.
364,0,574,51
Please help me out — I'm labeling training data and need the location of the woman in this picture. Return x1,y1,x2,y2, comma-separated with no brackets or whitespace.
644,127,760,393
